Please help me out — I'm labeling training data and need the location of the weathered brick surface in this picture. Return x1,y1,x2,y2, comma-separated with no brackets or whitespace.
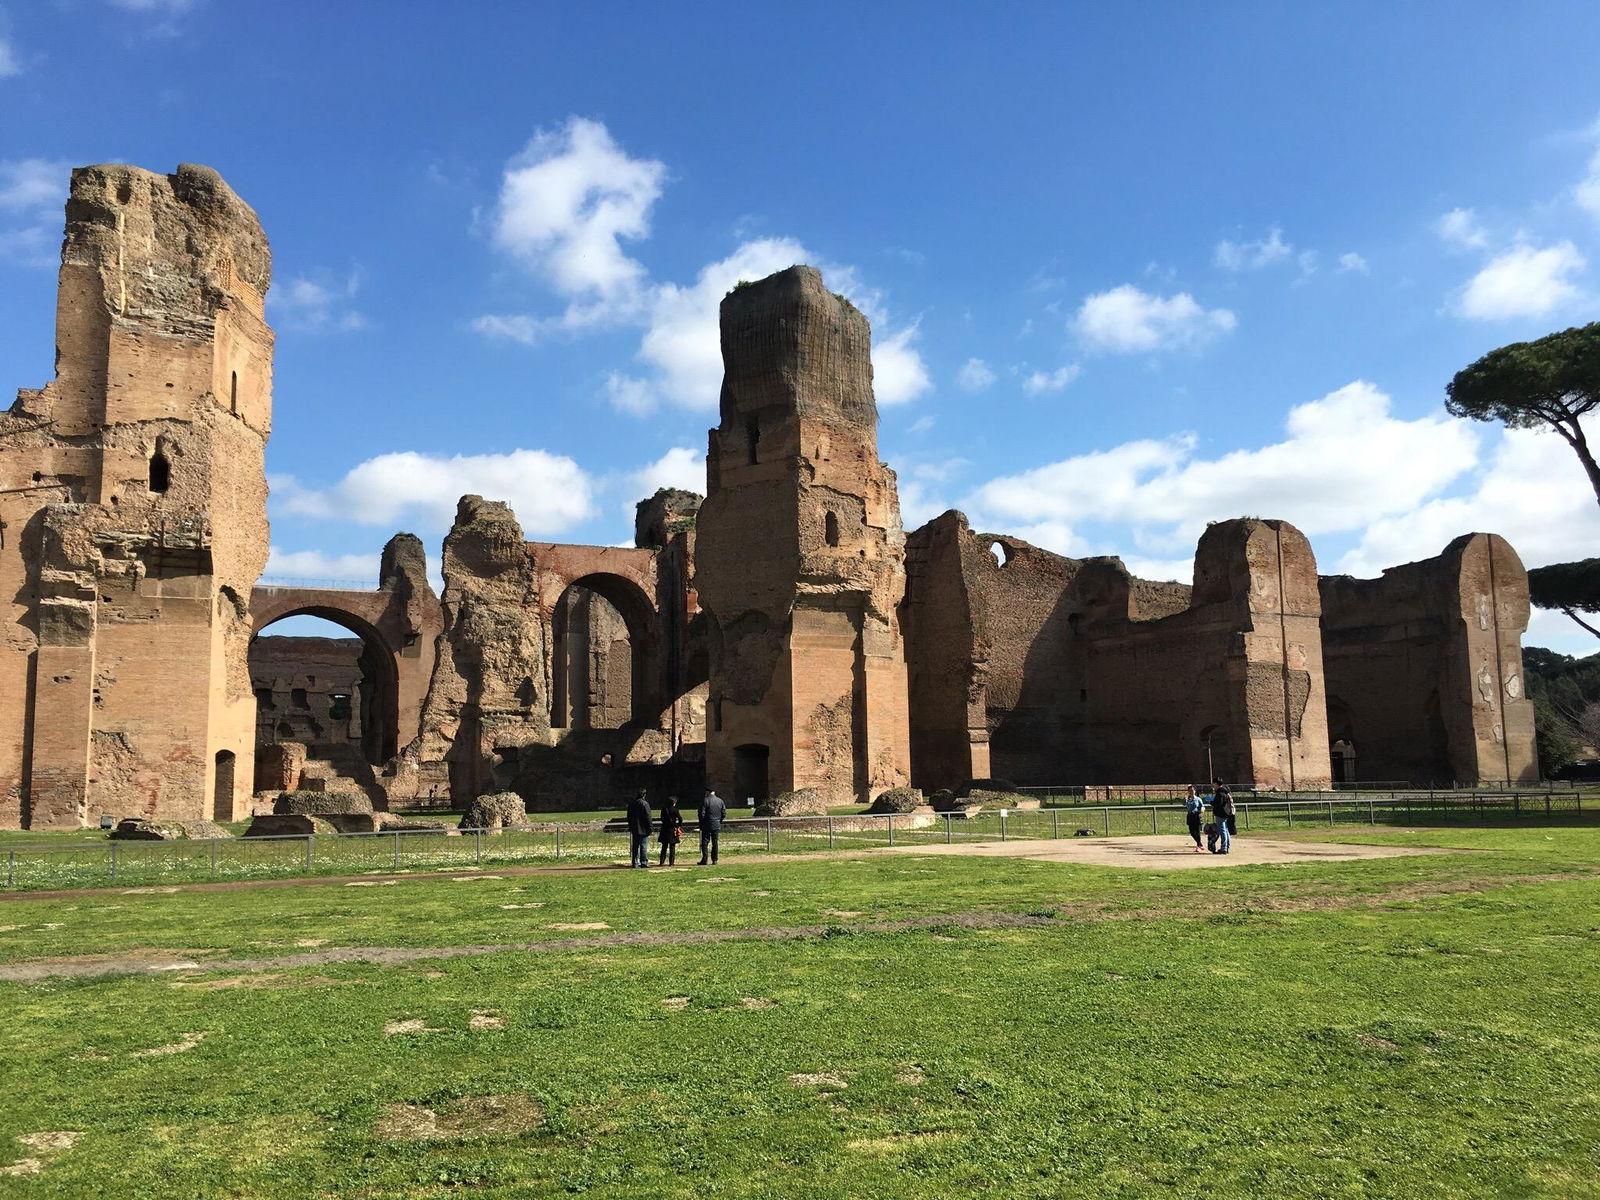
1319,533,1538,786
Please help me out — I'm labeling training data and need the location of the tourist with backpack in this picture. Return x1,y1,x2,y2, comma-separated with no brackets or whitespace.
1210,782,1234,854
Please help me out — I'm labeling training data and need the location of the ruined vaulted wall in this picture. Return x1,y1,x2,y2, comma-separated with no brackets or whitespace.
0,163,272,828
903,514,1332,790
1319,533,1537,786
696,266,911,804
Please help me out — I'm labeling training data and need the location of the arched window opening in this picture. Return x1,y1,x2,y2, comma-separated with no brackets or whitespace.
291,688,310,709
230,370,238,415
990,541,1012,568
148,450,170,494
213,750,236,820
551,580,640,732
745,416,760,465
824,511,840,547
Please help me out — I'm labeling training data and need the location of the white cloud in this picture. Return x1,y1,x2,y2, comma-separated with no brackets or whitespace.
105,0,197,11
0,36,18,78
267,269,367,334
630,446,705,498
1337,252,1370,275
906,414,936,436
957,357,997,392
488,116,665,330
475,120,930,414
1214,227,1292,271
262,547,379,583
871,324,931,406
1021,364,1081,395
1074,285,1236,354
1336,425,1600,580
604,372,656,417
1455,241,1587,320
1437,207,1489,252
1573,119,1600,220
966,382,1477,554
271,449,595,536
0,158,68,267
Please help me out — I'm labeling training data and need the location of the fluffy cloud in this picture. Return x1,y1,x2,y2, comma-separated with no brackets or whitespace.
1021,364,1081,395
1455,241,1587,320
267,270,367,334
1074,285,1236,353
271,449,595,535
956,357,997,392
0,158,69,267
1574,121,1600,220
1336,426,1600,578
1214,227,1292,271
1337,252,1370,274
262,547,381,583
1437,207,1489,252
476,120,929,412
629,446,705,499
488,116,664,325
966,382,1476,554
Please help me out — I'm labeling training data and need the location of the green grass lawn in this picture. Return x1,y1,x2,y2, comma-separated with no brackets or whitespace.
0,825,1597,1197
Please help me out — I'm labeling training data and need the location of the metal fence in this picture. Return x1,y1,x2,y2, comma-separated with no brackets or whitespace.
1,789,1589,894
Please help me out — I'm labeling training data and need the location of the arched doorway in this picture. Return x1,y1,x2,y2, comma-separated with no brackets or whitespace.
1199,724,1232,785
549,573,659,731
249,610,400,798
213,750,236,820
1326,696,1357,784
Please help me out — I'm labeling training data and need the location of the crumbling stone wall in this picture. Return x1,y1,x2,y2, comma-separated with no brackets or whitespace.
1319,533,1538,786
904,512,1333,790
1,163,272,828
696,266,912,805
249,636,362,750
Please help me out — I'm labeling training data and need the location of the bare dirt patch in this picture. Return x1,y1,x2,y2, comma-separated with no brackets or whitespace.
790,1071,849,1090
374,1094,544,1142
847,1132,960,1155
469,1010,506,1030
662,996,691,1010
170,973,354,991
383,1019,442,1037
739,996,776,1010
546,921,609,931
499,902,545,910
1,1130,82,1178
132,1031,206,1057
895,1064,926,1085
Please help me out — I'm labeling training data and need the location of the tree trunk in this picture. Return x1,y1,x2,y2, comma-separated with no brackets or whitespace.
1556,416,1600,510
1560,606,1600,641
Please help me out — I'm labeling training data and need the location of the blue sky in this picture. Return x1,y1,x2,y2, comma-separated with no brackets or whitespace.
4,1,1600,651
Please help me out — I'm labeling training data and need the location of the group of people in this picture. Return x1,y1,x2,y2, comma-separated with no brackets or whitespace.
624,789,726,868
1183,782,1236,854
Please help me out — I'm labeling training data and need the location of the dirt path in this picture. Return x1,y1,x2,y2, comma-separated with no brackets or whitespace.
0,834,1453,903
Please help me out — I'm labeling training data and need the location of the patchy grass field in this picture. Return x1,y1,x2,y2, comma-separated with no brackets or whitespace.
0,824,1597,1198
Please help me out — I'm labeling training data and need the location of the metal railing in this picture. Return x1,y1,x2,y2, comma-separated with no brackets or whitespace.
1,789,1589,894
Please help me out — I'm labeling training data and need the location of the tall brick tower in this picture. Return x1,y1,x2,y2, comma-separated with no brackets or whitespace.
695,266,912,805
0,164,273,827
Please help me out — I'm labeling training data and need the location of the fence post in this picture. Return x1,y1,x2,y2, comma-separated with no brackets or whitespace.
829,815,836,850
305,835,313,871
1287,802,1294,830
943,814,950,846
1244,803,1251,830
1151,806,1158,835
1328,800,1334,826
1000,809,1007,841
1103,806,1110,837
1369,799,1375,825
475,829,482,865
555,827,562,860
887,815,894,847
109,841,117,882
1053,808,1060,839
766,818,773,851
210,839,218,878
392,830,401,869
1546,793,1552,817
6,850,13,888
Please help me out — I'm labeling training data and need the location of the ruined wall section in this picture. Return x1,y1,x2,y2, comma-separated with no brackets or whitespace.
406,496,548,802
1319,533,1537,785
0,163,271,827
697,266,911,803
903,515,1332,790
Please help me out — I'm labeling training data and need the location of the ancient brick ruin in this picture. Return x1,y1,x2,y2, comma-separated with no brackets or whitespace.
0,164,1540,827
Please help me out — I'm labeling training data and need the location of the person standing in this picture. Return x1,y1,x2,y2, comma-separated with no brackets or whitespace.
1183,785,1206,853
698,789,726,866
626,789,653,868
658,795,683,867
1211,782,1234,855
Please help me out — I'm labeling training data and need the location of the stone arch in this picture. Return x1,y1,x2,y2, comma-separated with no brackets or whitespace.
549,571,662,730
250,606,400,766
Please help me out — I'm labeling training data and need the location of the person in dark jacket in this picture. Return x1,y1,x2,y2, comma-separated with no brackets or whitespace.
1210,782,1234,854
698,790,726,865
658,795,682,866
625,789,653,868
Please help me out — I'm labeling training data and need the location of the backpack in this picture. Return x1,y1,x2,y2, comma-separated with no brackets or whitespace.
1204,821,1219,853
